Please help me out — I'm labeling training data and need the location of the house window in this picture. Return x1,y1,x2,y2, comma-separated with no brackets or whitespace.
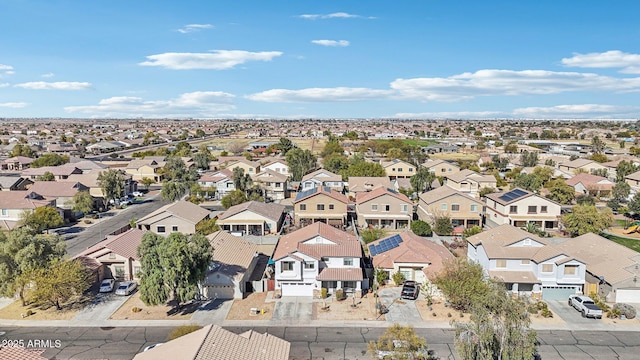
541,206,547,213
451,204,460,212
409,168,413,172
528,206,537,214
114,265,125,279
384,205,390,212
542,264,553,273
392,168,396,172
282,261,294,271
276,182,281,188
398,168,403,172
0,209,6,217
521,259,530,265
496,259,507,268
343,258,353,266
401,204,408,212
343,281,356,289
267,182,272,186
300,204,306,211
564,265,578,275
172,226,178,232
133,266,142,277
441,203,447,211
321,257,329,262
470,204,478,212
317,204,325,211
329,204,334,210
157,226,166,233
440,167,446,173
509,206,517,214
249,168,254,173
304,262,315,270
226,183,232,188
372,204,378,211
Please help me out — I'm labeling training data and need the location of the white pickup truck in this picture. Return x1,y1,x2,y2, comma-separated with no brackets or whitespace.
568,294,603,319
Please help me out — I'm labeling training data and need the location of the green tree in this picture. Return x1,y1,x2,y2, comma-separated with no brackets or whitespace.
361,228,387,244
221,190,248,209
433,215,453,235
140,177,156,190
71,191,94,215
627,192,640,214
463,225,483,238
479,187,496,197
30,259,92,310
612,181,631,202
323,154,349,174
20,207,64,234
161,181,188,202
10,144,34,158
276,137,295,155
591,136,606,154
576,193,596,206
503,142,518,153
512,174,543,192
0,228,66,305
410,220,432,237
453,281,537,360
193,152,210,170
342,161,386,179
545,179,575,205
590,153,609,163
433,258,490,312
286,148,317,181
97,169,126,207
368,324,430,360
137,232,212,307
163,156,189,182
232,167,253,193
35,171,55,181
616,160,639,182
410,167,436,194
561,205,613,236
195,218,220,235
30,153,69,168
520,151,539,167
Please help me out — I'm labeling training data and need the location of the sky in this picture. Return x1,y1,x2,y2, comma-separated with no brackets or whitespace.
1,0,640,120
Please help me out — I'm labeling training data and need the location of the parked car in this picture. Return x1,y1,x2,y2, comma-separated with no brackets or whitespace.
131,191,144,197
119,198,132,206
115,281,137,296
400,281,420,300
143,343,164,352
99,278,115,293
568,294,603,319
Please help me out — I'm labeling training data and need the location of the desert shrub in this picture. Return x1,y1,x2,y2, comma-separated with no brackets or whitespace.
613,303,637,319
410,220,432,236
335,288,345,301
131,307,142,313
167,325,203,341
321,288,328,299
84,219,92,224
361,228,387,244
447,312,452,318
26,309,33,316
607,308,621,319
432,312,437,317
589,292,610,312
536,301,548,311
375,268,389,286
540,308,553,318
527,304,539,314
392,272,406,285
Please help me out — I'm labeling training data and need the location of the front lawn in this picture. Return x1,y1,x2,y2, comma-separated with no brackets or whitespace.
601,233,640,253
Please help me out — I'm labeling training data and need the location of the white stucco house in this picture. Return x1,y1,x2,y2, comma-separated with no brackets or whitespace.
466,224,586,300
272,222,365,297
484,188,562,230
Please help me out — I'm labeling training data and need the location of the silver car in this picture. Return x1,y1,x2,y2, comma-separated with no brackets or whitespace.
115,281,137,296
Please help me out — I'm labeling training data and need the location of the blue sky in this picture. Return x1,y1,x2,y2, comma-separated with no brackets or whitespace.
1,0,640,120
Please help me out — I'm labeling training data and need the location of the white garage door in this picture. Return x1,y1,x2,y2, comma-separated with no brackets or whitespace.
281,282,314,297
204,286,235,300
542,286,578,301
616,289,640,303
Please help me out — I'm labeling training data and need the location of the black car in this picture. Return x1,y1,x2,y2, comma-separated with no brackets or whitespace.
401,281,420,300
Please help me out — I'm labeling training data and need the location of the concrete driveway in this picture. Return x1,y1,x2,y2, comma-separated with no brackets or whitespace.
272,297,312,324
546,300,603,326
378,286,421,324
71,292,129,323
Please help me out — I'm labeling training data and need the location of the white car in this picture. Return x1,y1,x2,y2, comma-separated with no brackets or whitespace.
115,281,137,296
99,279,115,293
131,191,144,197
143,343,164,352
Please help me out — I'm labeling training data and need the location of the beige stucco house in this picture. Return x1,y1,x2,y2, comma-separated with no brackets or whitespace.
137,200,211,235
226,159,261,175
444,169,497,197
558,158,607,175
416,186,484,228
485,188,561,230
252,169,288,200
125,157,166,183
346,176,391,199
217,201,286,235
380,159,416,179
422,159,461,177
355,187,412,230
294,186,349,227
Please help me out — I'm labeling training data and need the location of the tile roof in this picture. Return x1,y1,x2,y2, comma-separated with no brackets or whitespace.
252,168,289,182
294,186,348,203
489,270,541,284
21,163,83,176
418,186,483,205
316,267,364,281
273,222,361,260
0,191,53,210
218,201,286,223
29,181,87,197
133,324,290,360
3,156,34,164
565,173,613,189
559,158,597,168
625,170,640,181
484,188,534,205
0,347,47,360
347,177,390,192
301,169,342,182
207,231,258,273
355,186,411,204
77,228,146,260
137,200,211,226
369,231,454,277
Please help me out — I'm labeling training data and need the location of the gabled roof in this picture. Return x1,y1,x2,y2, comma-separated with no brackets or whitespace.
418,186,483,205
206,231,257,279
29,181,87,197
133,324,290,360
369,231,454,277
559,158,598,168
137,200,211,226
218,201,286,223
380,158,416,169
76,228,146,261
485,188,534,205
446,169,495,184
3,156,34,164
0,175,31,190
347,177,390,192
301,168,342,182
356,186,411,204
294,186,348,204
252,169,288,182
273,222,361,260
199,169,233,183
21,163,83,177
126,158,164,170
625,169,640,181
0,190,53,209
421,159,458,169
565,173,614,190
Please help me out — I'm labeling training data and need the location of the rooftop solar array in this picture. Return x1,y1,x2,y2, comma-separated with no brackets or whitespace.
295,187,318,201
498,188,528,203
369,234,403,256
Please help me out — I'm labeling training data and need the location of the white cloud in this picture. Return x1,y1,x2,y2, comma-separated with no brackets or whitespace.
64,91,236,117
562,50,640,74
246,87,394,102
0,82,9,88
0,102,28,108
14,81,92,90
139,50,283,70
395,111,510,119
311,40,350,47
299,12,365,19
513,104,640,118
177,24,214,34
41,72,55,78
390,69,640,101
0,64,13,77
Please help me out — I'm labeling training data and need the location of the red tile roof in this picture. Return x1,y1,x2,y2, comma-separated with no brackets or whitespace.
273,222,361,260
355,186,411,204
316,267,363,281
77,228,146,260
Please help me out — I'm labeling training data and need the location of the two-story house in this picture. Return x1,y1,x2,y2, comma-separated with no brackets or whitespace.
226,159,261,176
300,169,344,192
0,191,56,230
294,186,349,228
252,169,288,200
380,159,416,180
261,159,290,177
467,224,586,300
625,169,640,193
2,156,34,171
355,187,412,230
557,158,607,175
272,222,365,297
422,159,461,177
416,186,484,228
136,200,211,235
484,188,561,230
346,177,391,199
125,157,166,183
197,169,235,199
444,169,497,197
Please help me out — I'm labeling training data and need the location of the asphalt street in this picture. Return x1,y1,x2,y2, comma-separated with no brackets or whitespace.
64,196,169,257
2,326,640,360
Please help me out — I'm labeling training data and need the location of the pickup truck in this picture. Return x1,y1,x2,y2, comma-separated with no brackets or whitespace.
568,294,603,319
400,281,420,300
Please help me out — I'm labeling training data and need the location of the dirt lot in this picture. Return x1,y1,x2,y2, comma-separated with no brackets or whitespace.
0,298,82,321
205,137,327,156
608,227,640,239
109,292,197,320
314,295,382,321
226,292,274,320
